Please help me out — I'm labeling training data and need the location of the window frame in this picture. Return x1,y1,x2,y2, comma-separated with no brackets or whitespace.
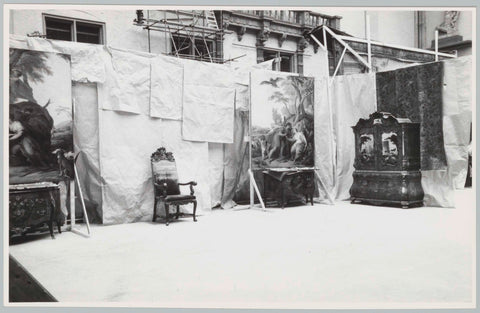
43,13,106,45
262,48,297,73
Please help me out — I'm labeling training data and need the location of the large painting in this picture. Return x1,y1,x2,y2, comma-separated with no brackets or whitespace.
250,71,314,170
9,49,74,184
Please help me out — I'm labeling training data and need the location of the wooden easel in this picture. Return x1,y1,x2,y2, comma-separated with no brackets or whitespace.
69,163,91,237
69,98,91,237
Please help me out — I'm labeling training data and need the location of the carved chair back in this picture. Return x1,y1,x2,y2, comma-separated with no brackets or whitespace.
151,147,180,196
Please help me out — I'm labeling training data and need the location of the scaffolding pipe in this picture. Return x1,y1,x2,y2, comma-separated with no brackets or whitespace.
323,26,371,70
331,46,347,83
335,34,455,58
147,10,151,53
309,33,327,51
366,14,372,72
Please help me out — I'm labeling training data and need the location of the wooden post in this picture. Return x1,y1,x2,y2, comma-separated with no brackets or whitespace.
69,180,75,230
248,169,266,211
74,163,91,235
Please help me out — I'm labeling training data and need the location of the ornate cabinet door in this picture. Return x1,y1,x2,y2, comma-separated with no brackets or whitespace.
350,112,424,208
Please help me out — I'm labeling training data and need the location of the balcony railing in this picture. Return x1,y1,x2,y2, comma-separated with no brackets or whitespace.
236,10,341,28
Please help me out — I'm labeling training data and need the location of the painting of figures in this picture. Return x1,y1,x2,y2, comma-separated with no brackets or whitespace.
250,71,314,170
9,49,74,184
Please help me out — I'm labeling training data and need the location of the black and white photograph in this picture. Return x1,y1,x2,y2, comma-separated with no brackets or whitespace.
4,5,476,311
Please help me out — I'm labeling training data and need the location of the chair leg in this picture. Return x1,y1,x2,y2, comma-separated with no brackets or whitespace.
193,200,197,222
152,198,157,222
176,205,180,219
165,203,170,226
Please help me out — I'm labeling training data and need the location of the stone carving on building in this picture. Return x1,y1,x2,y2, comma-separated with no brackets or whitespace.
297,37,309,52
278,33,287,47
437,11,460,36
237,26,247,41
256,28,271,46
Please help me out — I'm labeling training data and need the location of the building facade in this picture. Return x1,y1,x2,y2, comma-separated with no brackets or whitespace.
9,8,473,76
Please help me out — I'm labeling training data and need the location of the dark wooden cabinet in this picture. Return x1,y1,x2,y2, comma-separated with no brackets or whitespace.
350,112,424,208
9,182,64,239
263,169,315,208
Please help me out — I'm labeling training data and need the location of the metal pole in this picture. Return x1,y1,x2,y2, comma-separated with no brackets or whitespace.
324,26,371,70
331,46,347,83
249,72,254,209
147,10,151,53
366,14,372,72
164,10,167,55
320,28,337,191
435,30,439,61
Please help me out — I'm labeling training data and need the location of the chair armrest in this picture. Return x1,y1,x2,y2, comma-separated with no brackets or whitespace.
154,182,168,197
178,181,197,195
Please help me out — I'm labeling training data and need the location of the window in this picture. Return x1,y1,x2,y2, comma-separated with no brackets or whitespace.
171,35,216,62
44,15,104,44
262,49,296,73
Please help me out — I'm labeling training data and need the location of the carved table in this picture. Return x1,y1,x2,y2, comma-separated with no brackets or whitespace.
263,168,315,209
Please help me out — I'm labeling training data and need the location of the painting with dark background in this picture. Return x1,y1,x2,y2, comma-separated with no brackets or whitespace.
251,71,314,170
9,49,74,184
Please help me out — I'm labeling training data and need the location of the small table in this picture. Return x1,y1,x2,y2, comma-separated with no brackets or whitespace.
262,168,315,209
9,182,62,239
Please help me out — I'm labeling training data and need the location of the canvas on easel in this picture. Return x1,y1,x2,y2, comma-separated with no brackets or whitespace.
250,70,315,171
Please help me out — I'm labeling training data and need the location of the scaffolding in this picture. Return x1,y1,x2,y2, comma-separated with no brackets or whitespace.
134,10,226,63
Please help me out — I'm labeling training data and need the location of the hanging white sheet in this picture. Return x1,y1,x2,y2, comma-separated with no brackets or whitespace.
331,73,377,200
20,36,107,83
150,55,184,120
314,76,336,201
72,82,103,222
99,110,210,224
99,48,151,114
208,143,225,208
442,56,472,189
182,60,235,143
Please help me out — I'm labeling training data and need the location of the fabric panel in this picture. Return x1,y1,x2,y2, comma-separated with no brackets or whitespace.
442,56,472,188
99,48,151,114
421,170,455,208
332,73,377,200
182,85,235,143
150,56,183,120
23,36,106,83
314,76,335,201
72,82,103,223
182,60,236,143
376,62,447,170
99,111,210,224
208,143,224,208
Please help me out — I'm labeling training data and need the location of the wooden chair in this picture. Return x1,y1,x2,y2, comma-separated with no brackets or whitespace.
151,147,197,225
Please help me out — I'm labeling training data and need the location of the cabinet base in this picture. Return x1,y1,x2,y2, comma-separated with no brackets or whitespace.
351,197,424,209
350,170,424,208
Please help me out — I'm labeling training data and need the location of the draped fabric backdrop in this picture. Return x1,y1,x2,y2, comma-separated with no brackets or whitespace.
376,62,447,170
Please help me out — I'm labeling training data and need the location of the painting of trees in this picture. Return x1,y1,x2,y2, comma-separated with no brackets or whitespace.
251,72,315,169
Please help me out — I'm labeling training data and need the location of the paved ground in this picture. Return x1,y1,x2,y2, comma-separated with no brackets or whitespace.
8,189,475,309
